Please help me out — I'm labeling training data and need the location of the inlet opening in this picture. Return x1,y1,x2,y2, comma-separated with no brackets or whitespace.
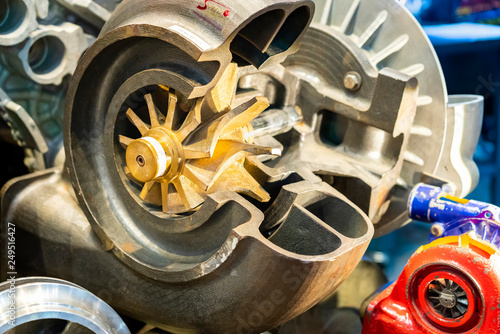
0,0,28,35
28,36,66,75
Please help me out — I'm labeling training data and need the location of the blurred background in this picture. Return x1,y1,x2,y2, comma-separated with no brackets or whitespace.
368,0,500,281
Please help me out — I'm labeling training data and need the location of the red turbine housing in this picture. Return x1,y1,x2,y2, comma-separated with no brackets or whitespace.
363,234,500,334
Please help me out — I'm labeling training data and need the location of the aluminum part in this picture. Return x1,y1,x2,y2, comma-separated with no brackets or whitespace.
46,0,373,331
0,0,103,171
0,22,94,85
0,277,130,333
56,0,112,27
0,62,67,170
429,95,483,198
0,87,47,153
64,0,316,274
0,0,47,46
34,0,49,19
0,87,48,170
343,71,362,92
0,0,487,333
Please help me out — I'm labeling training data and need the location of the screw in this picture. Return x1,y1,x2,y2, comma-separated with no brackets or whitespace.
344,71,362,91
431,224,444,237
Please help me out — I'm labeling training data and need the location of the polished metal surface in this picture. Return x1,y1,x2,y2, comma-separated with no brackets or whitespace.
431,95,483,197
0,277,130,333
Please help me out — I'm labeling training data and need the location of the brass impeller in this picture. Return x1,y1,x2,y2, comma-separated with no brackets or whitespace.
119,64,279,214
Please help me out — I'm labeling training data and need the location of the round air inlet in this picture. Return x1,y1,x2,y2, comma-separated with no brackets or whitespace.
0,0,27,35
411,265,483,333
28,35,66,75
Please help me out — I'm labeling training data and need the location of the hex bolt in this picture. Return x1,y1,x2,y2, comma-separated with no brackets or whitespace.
430,224,444,237
344,71,362,91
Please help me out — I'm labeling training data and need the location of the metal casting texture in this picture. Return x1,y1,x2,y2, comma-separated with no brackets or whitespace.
238,0,481,237
63,0,317,278
0,0,48,46
1,168,373,333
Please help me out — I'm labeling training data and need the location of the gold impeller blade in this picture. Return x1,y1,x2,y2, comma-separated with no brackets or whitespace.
120,64,280,214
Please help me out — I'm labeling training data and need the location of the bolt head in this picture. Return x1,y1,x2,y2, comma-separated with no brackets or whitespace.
344,71,362,91
431,224,444,237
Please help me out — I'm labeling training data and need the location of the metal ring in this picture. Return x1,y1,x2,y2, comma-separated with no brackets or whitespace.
0,277,130,333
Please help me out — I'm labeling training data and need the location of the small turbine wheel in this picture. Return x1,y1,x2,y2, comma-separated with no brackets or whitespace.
119,64,279,214
427,278,469,319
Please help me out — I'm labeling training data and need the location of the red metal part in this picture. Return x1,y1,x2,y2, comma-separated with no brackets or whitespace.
363,235,500,334
412,266,482,332
414,268,479,331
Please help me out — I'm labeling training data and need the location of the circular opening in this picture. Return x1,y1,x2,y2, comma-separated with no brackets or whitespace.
411,265,482,332
136,155,145,167
28,36,66,75
0,0,28,35
425,278,469,319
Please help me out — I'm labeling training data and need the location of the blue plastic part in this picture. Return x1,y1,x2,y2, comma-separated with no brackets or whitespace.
408,183,497,223
428,218,500,249
409,184,500,248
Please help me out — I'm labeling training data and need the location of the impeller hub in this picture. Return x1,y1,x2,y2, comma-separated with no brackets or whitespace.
425,277,469,319
438,290,457,309
126,127,184,184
